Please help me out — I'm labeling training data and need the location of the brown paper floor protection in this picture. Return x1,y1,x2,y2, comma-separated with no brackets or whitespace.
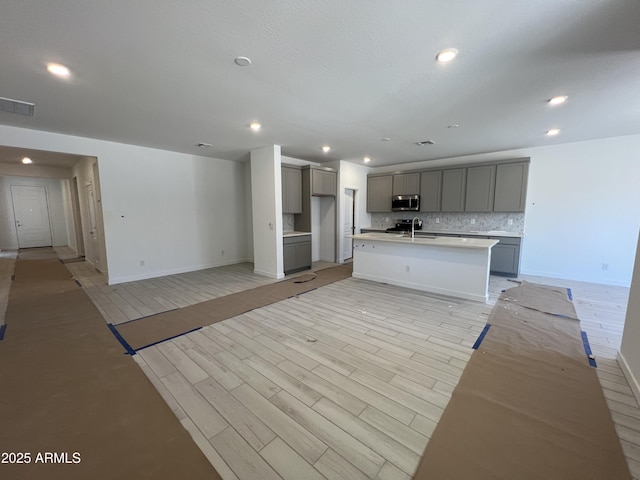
413,280,631,480
116,264,353,352
0,248,222,480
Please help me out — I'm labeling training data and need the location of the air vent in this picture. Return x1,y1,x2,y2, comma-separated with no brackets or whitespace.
0,97,35,116
415,140,436,146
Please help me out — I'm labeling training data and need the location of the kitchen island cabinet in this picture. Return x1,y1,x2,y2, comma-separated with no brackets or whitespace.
351,232,498,302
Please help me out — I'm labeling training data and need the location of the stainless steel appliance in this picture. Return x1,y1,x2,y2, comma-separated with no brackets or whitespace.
391,194,420,211
386,218,423,232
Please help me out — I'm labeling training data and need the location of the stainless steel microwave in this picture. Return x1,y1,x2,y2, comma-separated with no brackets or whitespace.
391,194,420,211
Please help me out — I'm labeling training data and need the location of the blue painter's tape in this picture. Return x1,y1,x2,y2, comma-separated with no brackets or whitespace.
567,288,573,301
107,323,136,355
581,330,597,368
134,327,203,353
0,324,6,341
472,324,491,350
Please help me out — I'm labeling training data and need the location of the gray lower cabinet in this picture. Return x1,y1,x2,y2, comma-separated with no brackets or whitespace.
367,175,393,212
441,168,466,212
283,235,311,274
489,236,521,277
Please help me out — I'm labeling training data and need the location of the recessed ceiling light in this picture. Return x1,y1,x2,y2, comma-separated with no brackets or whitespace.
447,124,460,129
546,128,561,136
46,62,70,78
234,56,252,67
363,157,371,163
381,137,391,142
436,48,458,62
21,157,32,164
548,95,568,105
196,142,213,148
249,122,261,131
415,140,436,146
322,145,331,153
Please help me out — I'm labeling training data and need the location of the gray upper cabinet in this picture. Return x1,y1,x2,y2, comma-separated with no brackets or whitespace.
281,166,302,214
465,165,496,212
311,169,336,196
420,170,442,212
392,173,420,195
494,162,529,212
367,175,393,212
441,168,466,212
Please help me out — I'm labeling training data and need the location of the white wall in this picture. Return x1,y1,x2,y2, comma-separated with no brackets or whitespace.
367,134,640,286
250,145,283,279
0,175,70,249
336,160,371,263
619,231,640,402
0,125,251,284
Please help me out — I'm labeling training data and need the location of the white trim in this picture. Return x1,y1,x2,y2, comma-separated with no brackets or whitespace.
617,350,640,406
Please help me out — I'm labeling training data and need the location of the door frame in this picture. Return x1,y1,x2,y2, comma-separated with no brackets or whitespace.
341,186,359,263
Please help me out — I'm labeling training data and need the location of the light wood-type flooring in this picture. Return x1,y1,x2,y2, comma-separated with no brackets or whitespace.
1,247,638,479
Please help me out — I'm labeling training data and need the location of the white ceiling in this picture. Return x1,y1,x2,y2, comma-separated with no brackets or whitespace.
1,0,639,168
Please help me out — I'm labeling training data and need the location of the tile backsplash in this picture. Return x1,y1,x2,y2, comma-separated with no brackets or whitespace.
370,212,525,233
283,214,295,232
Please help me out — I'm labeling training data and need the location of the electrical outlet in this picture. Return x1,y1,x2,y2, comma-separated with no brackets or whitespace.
508,219,513,225
405,265,410,273
435,218,440,224
221,250,225,256
139,260,145,267
602,263,609,271
470,218,476,224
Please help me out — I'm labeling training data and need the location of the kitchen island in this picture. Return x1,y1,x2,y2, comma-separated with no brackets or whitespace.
351,232,499,302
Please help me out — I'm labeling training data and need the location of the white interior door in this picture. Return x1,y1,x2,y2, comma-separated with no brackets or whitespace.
343,189,355,260
10,185,53,248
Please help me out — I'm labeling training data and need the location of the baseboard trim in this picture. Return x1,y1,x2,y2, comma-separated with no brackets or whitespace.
617,350,640,405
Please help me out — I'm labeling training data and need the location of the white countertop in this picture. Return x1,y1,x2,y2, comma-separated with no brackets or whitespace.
361,228,523,238
283,231,312,237
351,232,499,249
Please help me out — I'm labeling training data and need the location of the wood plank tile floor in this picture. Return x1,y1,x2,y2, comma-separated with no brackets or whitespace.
2,248,638,479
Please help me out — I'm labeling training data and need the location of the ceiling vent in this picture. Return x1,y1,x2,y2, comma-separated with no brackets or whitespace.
415,140,436,146
0,97,35,116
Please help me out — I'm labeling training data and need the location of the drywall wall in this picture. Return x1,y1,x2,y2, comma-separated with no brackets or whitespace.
368,134,640,286
250,145,283,278
0,125,250,284
0,175,70,249
336,160,371,263
619,231,640,403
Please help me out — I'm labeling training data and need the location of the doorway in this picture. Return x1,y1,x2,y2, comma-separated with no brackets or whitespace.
10,185,53,248
70,177,85,256
343,188,355,261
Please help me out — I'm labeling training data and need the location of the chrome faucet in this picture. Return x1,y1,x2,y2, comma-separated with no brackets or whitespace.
411,216,420,239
